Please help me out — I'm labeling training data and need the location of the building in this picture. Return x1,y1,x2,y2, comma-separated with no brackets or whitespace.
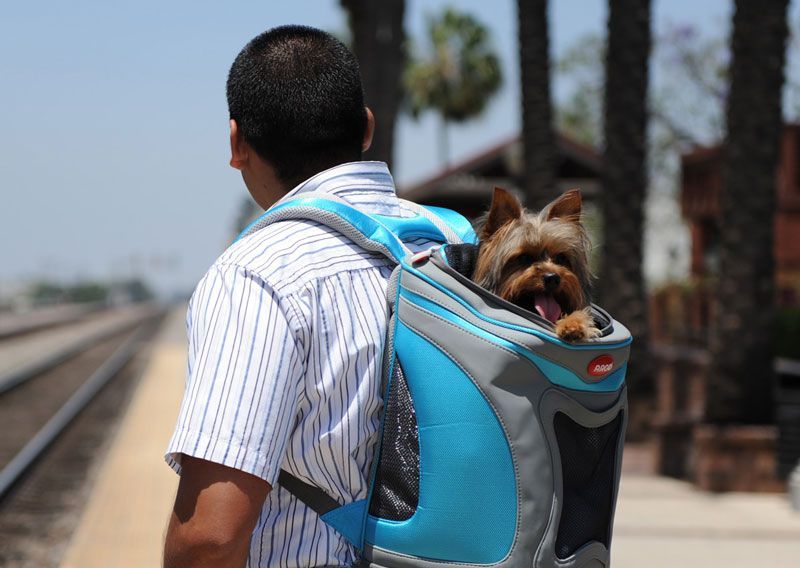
681,124,800,301
400,133,603,218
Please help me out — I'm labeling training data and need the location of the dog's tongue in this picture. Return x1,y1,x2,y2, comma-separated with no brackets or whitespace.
534,294,561,323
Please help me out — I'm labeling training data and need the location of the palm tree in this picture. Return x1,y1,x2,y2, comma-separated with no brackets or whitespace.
341,0,405,168
517,0,557,209
599,0,652,404
405,8,502,166
706,0,789,424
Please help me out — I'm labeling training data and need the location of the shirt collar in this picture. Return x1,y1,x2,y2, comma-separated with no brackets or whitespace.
279,161,396,204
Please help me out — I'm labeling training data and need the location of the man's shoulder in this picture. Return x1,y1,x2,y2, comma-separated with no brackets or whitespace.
218,219,392,295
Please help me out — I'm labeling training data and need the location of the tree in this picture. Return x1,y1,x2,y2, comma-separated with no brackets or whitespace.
599,0,652,400
517,0,557,209
405,7,502,166
341,0,406,169
553,24,732,292
554,34,605,149
706,0,789,424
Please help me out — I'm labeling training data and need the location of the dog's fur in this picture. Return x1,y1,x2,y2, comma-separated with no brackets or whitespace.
473,187,600,341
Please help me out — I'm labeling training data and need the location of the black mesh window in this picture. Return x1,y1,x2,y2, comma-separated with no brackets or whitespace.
368,362,420,520
443,243,478,278
554,411,623,559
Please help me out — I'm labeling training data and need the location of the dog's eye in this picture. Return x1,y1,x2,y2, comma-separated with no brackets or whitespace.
514,253,536,266
553,253,569,266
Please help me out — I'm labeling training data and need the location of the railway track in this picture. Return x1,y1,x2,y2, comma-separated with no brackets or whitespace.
0,306,167,566
0,303,104,341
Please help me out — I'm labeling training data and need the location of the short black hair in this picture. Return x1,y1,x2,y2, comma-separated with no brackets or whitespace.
227,25,367,188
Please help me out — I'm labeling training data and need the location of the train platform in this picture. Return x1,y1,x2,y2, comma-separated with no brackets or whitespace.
60,307,186,568
613,473,800,567
60,307,800,567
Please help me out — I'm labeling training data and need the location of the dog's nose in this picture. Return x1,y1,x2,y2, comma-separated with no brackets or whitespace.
543,272,560,291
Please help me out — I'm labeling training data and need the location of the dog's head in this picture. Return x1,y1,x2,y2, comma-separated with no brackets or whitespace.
473,187,592,321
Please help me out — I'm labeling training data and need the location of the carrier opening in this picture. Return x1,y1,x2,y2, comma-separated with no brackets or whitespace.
369,363,420,521
436,244,614,336
553,410,623,559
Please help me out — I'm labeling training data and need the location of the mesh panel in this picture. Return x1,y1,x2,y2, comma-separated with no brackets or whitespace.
444,243,479,278
368,362,420,520
554,411,623,559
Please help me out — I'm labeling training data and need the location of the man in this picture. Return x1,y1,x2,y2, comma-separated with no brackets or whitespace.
163,26,433,567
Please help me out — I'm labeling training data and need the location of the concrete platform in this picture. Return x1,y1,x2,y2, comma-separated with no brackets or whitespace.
613,473,800,567
60,307,800,567
60,307,185,568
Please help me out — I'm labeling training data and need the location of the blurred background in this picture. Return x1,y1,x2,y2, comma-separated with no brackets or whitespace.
2,0,800,566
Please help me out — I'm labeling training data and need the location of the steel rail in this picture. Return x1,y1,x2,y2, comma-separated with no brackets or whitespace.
0,307,160,396
0,316,160,501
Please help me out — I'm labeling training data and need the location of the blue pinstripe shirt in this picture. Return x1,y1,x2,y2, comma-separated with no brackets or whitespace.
166,162,434,567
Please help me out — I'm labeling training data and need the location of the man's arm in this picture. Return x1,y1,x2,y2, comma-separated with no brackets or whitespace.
164,456,271,568
164,264,305,566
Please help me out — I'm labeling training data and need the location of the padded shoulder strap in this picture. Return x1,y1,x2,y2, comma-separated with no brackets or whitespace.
235,193,412,263
235,193,475,264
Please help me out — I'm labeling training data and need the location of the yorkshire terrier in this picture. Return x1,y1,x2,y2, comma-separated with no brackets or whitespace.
473,187,600,342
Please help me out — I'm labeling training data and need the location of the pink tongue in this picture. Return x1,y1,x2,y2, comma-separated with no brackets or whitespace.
534,294,561,323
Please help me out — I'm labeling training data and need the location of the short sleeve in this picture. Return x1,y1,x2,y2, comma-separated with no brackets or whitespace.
165,262,305,486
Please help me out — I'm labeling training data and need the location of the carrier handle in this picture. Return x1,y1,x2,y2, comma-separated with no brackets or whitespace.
398,199,477,245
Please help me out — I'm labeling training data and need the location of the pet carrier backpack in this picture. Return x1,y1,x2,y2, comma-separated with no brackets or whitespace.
237,193,631,568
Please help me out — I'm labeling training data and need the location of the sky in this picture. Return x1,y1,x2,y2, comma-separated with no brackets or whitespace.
0,0,771,297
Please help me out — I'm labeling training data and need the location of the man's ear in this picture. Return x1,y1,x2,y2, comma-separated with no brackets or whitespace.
481,187,523,239
545,189,582,223
362,107,375,153
229,119,249,170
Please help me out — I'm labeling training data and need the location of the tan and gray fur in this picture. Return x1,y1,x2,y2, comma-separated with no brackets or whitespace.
473,187,599,341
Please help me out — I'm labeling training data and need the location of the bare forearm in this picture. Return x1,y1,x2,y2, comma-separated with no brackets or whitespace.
164,512,251,568
163,456,269,568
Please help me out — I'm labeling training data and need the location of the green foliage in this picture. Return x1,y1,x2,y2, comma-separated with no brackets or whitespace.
27,278,154,306
776,307,800,359
651,23,728,147
555,34,605,147
405,8,502,123
29,282,66,304
29,281,109,304
554,23,741,288
120,278,154,302
555,23,731,153
67,282,109,303
557,19,800,151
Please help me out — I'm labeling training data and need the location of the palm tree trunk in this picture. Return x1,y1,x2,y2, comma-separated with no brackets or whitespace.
599,0,652,403
517,0,557,209
706,0,789,424
341,0,405,169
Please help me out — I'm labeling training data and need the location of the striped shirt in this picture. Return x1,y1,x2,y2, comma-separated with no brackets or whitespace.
166,161,435,567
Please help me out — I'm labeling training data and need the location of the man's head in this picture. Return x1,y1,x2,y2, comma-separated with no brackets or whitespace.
227,25,374,208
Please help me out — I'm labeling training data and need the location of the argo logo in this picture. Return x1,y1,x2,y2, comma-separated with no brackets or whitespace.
587,355,614,377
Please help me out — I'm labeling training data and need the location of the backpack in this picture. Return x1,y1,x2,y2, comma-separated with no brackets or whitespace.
236,193,631,568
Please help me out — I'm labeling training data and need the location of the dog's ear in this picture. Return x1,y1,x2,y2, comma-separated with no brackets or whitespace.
545,189,582,223
481,187,523,239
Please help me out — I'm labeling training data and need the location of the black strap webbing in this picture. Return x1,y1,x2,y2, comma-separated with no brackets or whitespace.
277,469,341,516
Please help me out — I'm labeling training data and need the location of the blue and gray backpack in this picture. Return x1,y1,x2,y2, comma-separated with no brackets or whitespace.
237,193,631,568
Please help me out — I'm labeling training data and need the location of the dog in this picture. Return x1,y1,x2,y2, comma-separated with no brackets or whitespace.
473,187,600,341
